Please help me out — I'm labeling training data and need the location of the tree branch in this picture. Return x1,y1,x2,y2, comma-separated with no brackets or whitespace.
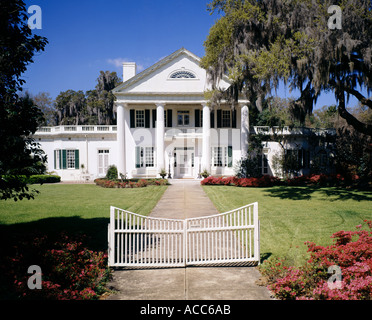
337,89,372,136
343,87,372,109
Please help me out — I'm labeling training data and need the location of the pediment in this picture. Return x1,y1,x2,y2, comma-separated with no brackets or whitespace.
113,48,230,96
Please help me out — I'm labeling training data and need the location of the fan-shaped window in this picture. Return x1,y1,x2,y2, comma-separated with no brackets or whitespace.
169,70,196,79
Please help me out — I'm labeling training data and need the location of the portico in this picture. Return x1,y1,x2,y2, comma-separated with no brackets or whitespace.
113,48,249,179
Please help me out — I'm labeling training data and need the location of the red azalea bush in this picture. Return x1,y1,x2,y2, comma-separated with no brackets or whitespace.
95,178,168,188
2,233,110,300
286,173,360,187
260,220,372,300
201,175,280,187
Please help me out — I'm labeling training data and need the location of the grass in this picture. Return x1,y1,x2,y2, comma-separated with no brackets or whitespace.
202,185,372,266
0,184,167,251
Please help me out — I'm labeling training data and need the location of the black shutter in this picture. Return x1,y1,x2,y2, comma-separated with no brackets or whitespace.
232,109,237,128
145,109,150,128
130,109,135,128
195,109,200,127
217,109,222,128
167,109,172,127
152,109,156,128
210,110,215,128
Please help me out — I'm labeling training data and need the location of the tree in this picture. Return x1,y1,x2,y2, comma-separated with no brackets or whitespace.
0,0,48,201
55,71,121,125
31,91,57,126
201,0,372,135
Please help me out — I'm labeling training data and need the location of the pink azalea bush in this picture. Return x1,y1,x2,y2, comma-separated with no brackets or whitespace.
260,220,372,300
3,233,110,300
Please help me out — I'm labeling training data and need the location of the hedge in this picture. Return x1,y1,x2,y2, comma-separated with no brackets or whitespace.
27,175,61,184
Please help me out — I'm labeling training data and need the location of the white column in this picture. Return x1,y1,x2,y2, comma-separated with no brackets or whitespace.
240,104,249,158
116,103,126,178
202,104,211,172
156,103,165,174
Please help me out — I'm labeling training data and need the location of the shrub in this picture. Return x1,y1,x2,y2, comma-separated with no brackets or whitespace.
94,178,168,188
105,165,118,181
201,175,280,188
260,220,372,300
2,233,110,300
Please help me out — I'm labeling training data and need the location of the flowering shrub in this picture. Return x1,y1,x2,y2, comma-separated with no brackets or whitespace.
286,173,360,187
2,233,110,300
94,178,168,188
201,175,280,187
260,220,372,300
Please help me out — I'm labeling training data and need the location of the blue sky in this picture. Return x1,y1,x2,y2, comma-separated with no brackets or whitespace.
22,0,362,109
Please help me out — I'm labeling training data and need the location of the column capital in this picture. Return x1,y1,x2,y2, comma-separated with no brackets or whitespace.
155,102,166,108
238,101,250,108
115,102,128,108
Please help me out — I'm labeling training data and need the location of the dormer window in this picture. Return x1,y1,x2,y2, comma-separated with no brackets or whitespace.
169,70,196,79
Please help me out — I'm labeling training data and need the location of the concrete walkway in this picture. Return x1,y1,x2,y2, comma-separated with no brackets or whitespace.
105,179,273,300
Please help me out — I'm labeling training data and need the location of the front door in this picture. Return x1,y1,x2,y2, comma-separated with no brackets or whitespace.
175,149,193,178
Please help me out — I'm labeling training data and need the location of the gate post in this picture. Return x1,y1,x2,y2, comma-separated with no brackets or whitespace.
253,202,260,265
108,206,115,267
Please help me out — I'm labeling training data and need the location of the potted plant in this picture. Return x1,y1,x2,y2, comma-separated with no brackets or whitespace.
200,169,210,179
159,168,167,179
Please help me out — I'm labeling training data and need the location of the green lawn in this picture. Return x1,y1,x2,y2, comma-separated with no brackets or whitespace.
202,185,372,266
0,184,167,251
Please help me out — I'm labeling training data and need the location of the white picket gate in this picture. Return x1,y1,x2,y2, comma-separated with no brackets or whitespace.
108,202,260,268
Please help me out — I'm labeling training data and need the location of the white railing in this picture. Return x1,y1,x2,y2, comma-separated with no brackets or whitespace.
35,125,117,134
252,126,336,136
108,202,260,268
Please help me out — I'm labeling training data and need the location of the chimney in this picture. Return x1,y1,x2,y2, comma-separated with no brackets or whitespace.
123,62,136,82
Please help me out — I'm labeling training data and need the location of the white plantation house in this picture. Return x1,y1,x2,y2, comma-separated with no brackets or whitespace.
33,48,333,181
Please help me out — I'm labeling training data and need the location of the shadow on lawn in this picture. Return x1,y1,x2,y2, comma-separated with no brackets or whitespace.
265,185,372,202
0,216,110,253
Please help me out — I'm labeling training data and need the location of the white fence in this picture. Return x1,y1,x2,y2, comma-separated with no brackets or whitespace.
108,203,260,268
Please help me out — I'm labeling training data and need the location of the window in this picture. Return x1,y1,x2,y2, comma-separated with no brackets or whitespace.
98,149,109,176
67,150,76,169
54,149,79,170
221,110,231,127
213,147,223,167
136,146,155,168
212,146,233,167
177,111,190,126
145,147,154,167
130,109,150,128
169,70,196,79
136,110,145,127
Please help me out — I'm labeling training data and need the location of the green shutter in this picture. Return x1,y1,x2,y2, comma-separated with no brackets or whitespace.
54,150,57,169
62,150,67,169
228,146,233,167
75,150,79,169
135,146,141,168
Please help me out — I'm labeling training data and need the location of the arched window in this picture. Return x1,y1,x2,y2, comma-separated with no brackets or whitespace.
169,70,196,79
